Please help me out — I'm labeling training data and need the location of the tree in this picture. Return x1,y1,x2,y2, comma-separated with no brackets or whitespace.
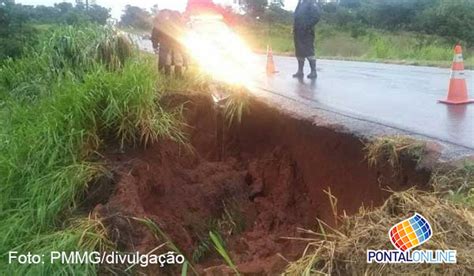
271,0,284,8
150,4,159,16
87,4,110,25
414,0,474,44
265,1,292,24
0,0,37,61
54,2,73,14
51,1,110,25
120,5,151,30
32,5,59,22
355,0,429,30
0,0,111,61
242,0,268,18
340,0,361,8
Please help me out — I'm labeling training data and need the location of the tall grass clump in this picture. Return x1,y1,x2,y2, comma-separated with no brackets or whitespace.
215,84,250,127
0,25,183,274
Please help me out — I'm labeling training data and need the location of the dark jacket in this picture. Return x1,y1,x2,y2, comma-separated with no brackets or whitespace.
151,27,163,50
293,0,321,58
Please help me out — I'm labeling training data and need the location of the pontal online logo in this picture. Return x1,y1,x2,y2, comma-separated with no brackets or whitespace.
389,213,431,252
367,213,457,264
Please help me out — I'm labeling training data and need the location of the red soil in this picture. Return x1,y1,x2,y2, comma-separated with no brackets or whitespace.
93,93,430,274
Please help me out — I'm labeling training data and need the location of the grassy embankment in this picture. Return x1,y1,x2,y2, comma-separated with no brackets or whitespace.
237,22,474,68
0,25,185,274
0,23,247,275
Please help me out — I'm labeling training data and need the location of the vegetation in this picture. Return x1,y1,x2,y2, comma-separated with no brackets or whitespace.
432,162,474,207
120,5,152,31
0,0,110,62
238,22,474,67
364,136,426,169
0,25,184,274
1,1,473,275
134,217,196,275
325,0,474,45
217,84,251,127
209,231,240,275
364,135,473,207
284,137,473,274
285,189,474,275
0,1,110,25
236,0,474,66
109,0,474,66
191,199,246,263
0,1,36,61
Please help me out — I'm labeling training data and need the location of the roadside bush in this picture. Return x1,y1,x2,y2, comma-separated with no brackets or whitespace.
357,0,421,30
0,1,38,61
321,4,358,27
414,0,474,45
318,0,474,45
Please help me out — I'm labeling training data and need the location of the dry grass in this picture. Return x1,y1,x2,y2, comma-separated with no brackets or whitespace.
365,136,426,170
284,189,474,275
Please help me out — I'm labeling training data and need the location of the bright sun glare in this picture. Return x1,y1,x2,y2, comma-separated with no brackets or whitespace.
180,15,261,89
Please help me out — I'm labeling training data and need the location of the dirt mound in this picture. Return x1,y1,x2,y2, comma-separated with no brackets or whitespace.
95,93,432,274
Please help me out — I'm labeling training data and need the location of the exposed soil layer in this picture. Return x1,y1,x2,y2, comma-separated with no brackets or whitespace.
95,93,431,275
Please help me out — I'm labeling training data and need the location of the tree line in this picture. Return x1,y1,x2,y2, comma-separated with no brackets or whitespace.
2,0,474,61
220,0,474,45
237,0,474,45
323,0,474,44
0,0,110,60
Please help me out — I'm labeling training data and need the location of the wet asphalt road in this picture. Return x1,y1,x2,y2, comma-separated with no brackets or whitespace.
255,56,474,151
135,37,473,154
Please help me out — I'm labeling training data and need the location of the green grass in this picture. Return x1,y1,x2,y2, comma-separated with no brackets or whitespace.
237,22,474,68
133,217,197,275
0,25,185,274
209,231,240,275
191,199,246,263
431,162,474,207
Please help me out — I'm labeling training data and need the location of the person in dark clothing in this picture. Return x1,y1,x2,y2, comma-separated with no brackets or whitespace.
293,0,321,79
151,10,186,76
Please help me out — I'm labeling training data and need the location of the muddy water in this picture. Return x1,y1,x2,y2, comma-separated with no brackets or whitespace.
94,93,431,274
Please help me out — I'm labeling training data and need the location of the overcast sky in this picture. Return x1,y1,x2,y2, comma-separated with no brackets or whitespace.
16,0,299,19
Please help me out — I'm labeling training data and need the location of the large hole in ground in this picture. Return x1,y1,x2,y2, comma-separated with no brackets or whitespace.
95,93,431,274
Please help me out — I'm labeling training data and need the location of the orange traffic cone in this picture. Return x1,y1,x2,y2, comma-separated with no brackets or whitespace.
439,44,474,104
266,45,277,75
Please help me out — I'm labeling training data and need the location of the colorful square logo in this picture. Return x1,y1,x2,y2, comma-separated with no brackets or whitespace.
389,213,432,252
